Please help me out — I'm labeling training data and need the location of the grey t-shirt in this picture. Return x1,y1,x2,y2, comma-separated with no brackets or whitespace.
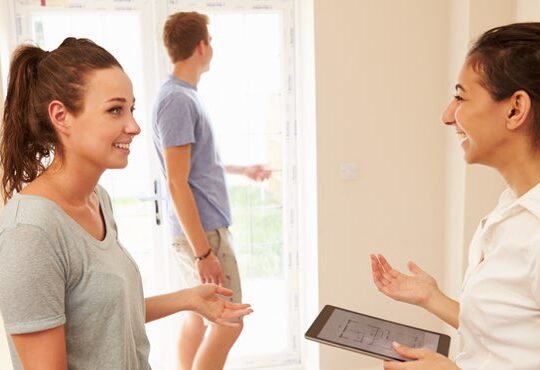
152,75,231,237
0,185,150,370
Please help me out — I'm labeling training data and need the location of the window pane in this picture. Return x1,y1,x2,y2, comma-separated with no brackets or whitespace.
13,1,299,368
195,9,298,365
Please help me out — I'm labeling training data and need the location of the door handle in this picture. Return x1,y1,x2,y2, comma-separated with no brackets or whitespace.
154,180,161,225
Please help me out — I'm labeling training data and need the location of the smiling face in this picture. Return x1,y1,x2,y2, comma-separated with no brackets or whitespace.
441,62,510,166
61,67,140,171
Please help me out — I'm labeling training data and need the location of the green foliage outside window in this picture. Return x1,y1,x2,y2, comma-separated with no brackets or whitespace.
229,184,283,279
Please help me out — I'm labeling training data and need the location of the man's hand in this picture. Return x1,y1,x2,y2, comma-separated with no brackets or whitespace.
196,253,224,285
243,164,272,181
225,164,272,181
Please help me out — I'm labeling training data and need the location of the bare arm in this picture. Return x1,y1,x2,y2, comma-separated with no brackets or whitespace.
164,145,223,284
165,144,211,257
371,254,459,329
224,165,246,175
145,290,192,322
225,164,272,181
145,284,252,324
11,325,67,370
423,289,460,329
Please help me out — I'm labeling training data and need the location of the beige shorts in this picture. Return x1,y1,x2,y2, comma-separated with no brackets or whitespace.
172,227,242,304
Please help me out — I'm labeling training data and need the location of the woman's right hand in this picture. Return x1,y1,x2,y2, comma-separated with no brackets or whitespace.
370,254,439,308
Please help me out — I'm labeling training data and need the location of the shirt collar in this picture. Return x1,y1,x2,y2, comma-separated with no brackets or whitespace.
490,182,540,223
515,182,540,221
168,74,197,90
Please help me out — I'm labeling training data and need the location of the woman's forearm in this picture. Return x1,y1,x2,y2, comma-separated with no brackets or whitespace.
144,289,194,323
422,290,460,329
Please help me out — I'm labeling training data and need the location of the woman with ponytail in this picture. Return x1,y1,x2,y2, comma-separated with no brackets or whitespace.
0,38,252,370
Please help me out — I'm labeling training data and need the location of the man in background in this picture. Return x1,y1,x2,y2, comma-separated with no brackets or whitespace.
152,11,271,370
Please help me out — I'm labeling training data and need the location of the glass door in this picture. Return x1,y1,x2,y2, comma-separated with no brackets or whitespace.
11,0,301,368
162,2,300,368
10,1,175,367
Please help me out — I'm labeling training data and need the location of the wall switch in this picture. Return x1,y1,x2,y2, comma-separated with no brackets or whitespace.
339,162,357,180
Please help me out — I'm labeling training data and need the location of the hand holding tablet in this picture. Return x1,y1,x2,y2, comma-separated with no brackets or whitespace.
305,305,451,362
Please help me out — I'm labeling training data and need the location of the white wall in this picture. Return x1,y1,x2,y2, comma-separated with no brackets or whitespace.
297,0,320,368
312,1,518,369
516,0,540,20
314,1,450,369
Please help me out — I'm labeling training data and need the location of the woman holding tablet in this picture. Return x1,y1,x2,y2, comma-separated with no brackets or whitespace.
0,38,252,369
371,22,540,370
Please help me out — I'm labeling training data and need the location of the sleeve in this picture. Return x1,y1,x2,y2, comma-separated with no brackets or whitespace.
0,225,67,334
156,93,198,149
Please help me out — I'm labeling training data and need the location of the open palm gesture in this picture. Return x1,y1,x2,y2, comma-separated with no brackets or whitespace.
370,254,438,307
189,284,253,326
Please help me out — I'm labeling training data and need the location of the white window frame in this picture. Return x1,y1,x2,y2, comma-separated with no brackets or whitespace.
1,1,316,369
155,1,301,368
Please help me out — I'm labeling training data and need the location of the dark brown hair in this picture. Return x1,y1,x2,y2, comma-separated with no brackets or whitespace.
468,22,540,148
1,37,122,201
163,11,209,63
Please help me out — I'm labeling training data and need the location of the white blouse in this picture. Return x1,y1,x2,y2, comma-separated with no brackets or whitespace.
456,184,540,370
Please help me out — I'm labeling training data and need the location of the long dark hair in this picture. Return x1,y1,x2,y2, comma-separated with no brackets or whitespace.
468,22,540,148
1,37,122,201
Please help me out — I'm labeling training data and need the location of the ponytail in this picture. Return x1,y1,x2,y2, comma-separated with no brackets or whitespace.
1,45,55,201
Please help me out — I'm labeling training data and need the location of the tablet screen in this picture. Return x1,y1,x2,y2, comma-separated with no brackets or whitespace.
317,307,442,361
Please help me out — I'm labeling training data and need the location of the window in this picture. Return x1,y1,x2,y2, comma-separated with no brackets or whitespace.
8,0,300,368
161,2,300,367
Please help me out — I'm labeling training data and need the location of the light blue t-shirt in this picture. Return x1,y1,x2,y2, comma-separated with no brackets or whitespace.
152,75,231,237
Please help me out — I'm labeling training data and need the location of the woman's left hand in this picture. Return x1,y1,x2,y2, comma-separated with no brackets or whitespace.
383,342,460,370
188,284,253,326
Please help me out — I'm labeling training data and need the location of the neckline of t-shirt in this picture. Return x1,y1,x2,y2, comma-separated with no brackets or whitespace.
169,75,197,90
12,191,112,248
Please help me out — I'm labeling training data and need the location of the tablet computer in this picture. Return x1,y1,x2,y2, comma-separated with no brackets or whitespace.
305,305,451,362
